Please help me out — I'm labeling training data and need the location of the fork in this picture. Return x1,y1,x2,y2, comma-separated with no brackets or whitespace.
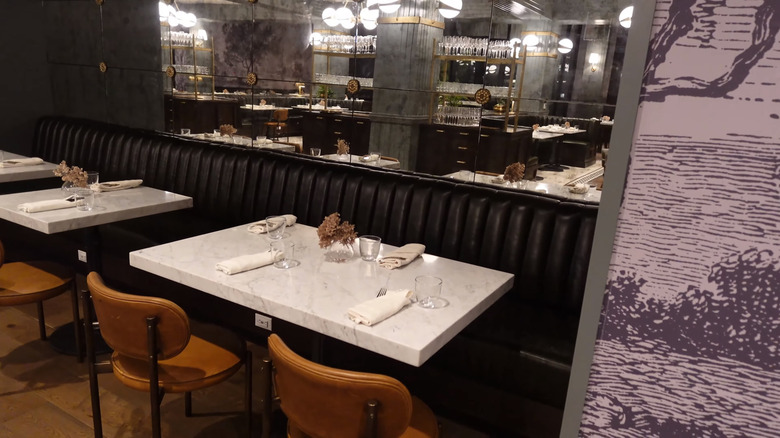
376,287,387,297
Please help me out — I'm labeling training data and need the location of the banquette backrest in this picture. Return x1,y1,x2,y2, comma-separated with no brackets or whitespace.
33,116,597,313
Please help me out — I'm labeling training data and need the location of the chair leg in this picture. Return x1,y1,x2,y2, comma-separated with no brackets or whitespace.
261,357,272,438
147,317,162,438
245,350,252,438
69,282,84,363
185,391,192,417
36,301,46,341
81,289,103,438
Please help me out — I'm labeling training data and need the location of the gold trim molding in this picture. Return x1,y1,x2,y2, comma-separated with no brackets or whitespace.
99,62,107,73
521,31,559,38
378,16,444,29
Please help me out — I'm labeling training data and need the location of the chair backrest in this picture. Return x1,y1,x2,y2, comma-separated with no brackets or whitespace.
272,109,289,123
86,272,190,360
380,156,399,162
268,334,413,438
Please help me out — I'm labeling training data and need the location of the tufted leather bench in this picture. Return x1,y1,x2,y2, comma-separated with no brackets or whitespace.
18,116,598,436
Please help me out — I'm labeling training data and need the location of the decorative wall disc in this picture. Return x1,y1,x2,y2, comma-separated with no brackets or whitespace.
166,65,176,78
248,0,257,3
474,88,491,104
95,0,104,5
346,79,361,95
246,72,257,85
99,62,107,73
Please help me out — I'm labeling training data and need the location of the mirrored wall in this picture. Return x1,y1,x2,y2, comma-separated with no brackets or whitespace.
43,0,635,196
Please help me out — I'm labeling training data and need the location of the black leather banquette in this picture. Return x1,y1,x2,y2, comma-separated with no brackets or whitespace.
19,116,598,436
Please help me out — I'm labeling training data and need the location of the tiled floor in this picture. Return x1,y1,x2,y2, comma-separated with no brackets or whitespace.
0,279,489,437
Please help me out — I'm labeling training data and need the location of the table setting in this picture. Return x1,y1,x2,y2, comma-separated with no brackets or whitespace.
130,211,513,366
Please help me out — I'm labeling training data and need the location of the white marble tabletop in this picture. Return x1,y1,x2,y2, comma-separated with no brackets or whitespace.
532,131,564,140
445,170,602,203
129,224,514,366
0,186,193,234
537,126,587,135
0,152,59,183
321,154,401,170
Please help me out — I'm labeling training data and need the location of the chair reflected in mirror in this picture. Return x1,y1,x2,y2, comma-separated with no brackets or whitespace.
265,109,289,141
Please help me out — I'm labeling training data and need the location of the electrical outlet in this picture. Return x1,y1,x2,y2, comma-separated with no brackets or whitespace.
77,250,87,263
255,313,272,331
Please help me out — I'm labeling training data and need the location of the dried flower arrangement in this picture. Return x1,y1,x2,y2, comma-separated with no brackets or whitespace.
335,138,350,155
53,161,88,188
219,124,237,137
532,123,540,131
564,121,571,128
317,212,357,248
503,162,526,183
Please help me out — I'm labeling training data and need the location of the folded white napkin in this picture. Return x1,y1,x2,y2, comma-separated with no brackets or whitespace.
348,289,414,326
93,179,143,192
216,251,277,275
17,198,77,213
379,243,426,270
247,214,297,234
0,157,44,168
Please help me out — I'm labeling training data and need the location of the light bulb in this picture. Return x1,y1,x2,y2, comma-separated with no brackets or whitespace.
197,29,208,41
438,0,462,19
378,0,400,14
557,38,573,54
322,7,339,27
310,32,323,46
335,7,354,29
180,12,197,28
522,34,539,47
619,6,634,28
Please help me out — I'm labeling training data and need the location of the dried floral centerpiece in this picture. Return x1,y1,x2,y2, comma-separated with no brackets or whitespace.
219,124,237,137
317,212,358,262
53,161,88,190
503,162,526,184
335,138,350,159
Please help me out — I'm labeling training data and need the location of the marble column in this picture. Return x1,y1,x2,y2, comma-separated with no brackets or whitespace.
369,1,443,170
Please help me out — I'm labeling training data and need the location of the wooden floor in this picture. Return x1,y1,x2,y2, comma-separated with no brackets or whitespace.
0,279,487,438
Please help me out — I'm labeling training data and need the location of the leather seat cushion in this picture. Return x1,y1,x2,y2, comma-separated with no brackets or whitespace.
406,396,440,438
112,319,245,393
0,261,73,306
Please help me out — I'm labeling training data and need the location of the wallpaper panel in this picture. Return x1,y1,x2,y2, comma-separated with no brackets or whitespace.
582,0,780,436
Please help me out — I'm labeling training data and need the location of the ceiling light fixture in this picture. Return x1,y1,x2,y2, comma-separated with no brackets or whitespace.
322,2,379,30
367,0,401,14
438,0,462,19
588,52,601,71
159,1,196,28
557,38,573,54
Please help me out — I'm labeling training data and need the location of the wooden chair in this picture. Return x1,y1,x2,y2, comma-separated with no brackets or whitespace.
268,334,439,438
0,241,81,361
265,109,289,140
83,272,252,438
380,156,399,162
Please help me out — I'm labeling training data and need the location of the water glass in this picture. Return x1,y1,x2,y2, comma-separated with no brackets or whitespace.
265,216,287,240
416,276,447,309
74,188,95,211
310,148,322,157
180,128,191,135
271,240,299,269
359,235,381,261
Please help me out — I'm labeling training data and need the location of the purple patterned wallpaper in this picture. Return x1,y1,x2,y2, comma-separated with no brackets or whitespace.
581,0,780,436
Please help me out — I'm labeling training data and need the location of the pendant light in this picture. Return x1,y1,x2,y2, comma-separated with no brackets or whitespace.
438,0,462,19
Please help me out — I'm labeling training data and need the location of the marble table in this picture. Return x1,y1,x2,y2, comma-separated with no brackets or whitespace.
129,224,514,366
0,186,192,235
0,152,59,183
321,154,401,170
536,126,587,172
445,170,601,203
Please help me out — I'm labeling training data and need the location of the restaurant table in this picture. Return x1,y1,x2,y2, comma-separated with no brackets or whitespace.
321,154,401,170
0,152,59,183
445,170,602,203
0,186,193,356
129,223,513,367
535,126,585,172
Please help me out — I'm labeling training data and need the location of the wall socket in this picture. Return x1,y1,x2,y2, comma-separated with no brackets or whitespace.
254,313,272,331
77,250,87,263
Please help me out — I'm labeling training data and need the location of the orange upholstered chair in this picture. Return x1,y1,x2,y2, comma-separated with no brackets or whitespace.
83,272,252,438
265,109,289,140
0,240,81,361
268,333,439,438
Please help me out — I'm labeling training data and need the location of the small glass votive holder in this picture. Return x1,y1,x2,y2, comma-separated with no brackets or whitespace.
74,188,95,211
416,275,447,309
265,216,287,240
270,240,299,269
359,235,381,261
310,148,322,157
180,128,191,135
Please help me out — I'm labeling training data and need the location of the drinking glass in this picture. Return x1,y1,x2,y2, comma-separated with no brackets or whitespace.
416,276,448,309
86,171,99,187
74,188,95,211
265,216,286,240
271,240,299,269
310,148,322,157
359,235,381,261
180,128,191,135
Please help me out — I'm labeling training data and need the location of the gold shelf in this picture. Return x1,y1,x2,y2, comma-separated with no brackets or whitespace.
162,45,212,52
435,55,524,64
313,50,376,59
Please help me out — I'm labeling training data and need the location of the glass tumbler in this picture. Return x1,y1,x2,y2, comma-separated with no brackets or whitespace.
359,235,381,261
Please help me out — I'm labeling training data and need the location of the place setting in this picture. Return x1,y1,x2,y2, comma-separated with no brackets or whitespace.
215,214,300,275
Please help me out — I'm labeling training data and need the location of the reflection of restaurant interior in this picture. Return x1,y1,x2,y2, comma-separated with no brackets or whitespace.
1,0,634,436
